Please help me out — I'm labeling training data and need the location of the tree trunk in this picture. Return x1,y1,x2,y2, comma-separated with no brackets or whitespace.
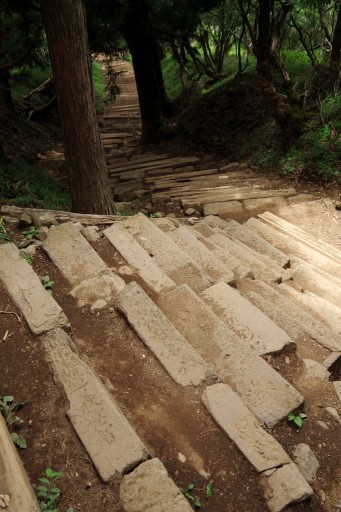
40,0,115,214
122,0,164,143
330,0,341,79
256,0,305,149
0,72,14,110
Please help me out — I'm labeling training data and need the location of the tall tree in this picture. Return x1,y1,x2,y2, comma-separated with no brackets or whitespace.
40,0,115,214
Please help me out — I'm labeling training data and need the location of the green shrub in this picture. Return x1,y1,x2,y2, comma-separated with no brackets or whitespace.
0,159,71,209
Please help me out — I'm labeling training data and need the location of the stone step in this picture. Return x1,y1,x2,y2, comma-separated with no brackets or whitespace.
108,156,200,174
104,223,176,294
260,462,314,512
290,255,341,287
43,222,125,307
154,219,235,285
120,458,193,512
278,284,341,335
202,384,291,472
292,264,341,308
202,384,313,510
0,414,40,512
242,280,341,352
144,168,219,184
192,224,253,279
43,328,149,482
201,282,295,355
259,211,341,264
178,187,297,207
0,243,69,335
222,219,290,268
157,284,303,425
199,216,292,282
116,282,216,387
208,231,286,284
120,213,213,292
245,217,341,278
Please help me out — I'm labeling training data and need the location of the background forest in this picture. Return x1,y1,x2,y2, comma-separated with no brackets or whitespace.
0,0,340,212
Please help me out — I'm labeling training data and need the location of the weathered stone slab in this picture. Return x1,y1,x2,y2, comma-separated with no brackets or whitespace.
121,213,212,292
292,264,341,308
117,282,215,386
104,223,175,294
334,381,341,404
246,280,341,352
81,225,101,243
69,271,125,307
223,219,289,268
245,290,304,342
243,196,288,214
209,232,285,284
288,194,317,205
203,201,244,217
303,359,331,380
259,210,341,264
158,222,235,285
158,284,303,425
0,415,40,512
0,243,69,335
292,444,319,483
43,328,149,481
120,458,193,512
43,222,110,287
245,217,341,277
202,384,290,472
201,282,295,355
260,462,313,512
278,285,341,335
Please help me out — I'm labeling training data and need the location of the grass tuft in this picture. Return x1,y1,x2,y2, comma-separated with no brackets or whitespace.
0,159,71,210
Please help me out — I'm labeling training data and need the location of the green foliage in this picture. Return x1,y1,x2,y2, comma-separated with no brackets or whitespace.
37,468,74,512
23,226,39,240
41,276,54,295
180,483,201,508
0,395,27,449
288,412,307,428
205,480,214,499
279,93,341,182
0,159,71,210
11,65,52,106
20,250,34,265
92,60,107,113
0,218,11,242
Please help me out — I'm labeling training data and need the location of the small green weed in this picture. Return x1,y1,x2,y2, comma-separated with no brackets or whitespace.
37,468,74,512
20,250,33,265
41,276,54,295
0,395,27,448
23,226,40,240
0,217,10,242
205,480,214,499
180,483,201,508
288,412,307,428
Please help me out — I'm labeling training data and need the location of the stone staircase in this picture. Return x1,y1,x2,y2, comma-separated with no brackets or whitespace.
96,60,319,215
1,206,341,511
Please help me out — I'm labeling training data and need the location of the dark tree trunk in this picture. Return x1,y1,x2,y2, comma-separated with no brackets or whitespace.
256,0,305,149
40,0,115,214
122,0,164,143
0,72,13,110
330,0,341,79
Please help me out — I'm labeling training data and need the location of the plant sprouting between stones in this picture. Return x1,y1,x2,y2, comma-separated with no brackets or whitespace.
288,412,307,428
0,395,27,448
37,468,74,512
